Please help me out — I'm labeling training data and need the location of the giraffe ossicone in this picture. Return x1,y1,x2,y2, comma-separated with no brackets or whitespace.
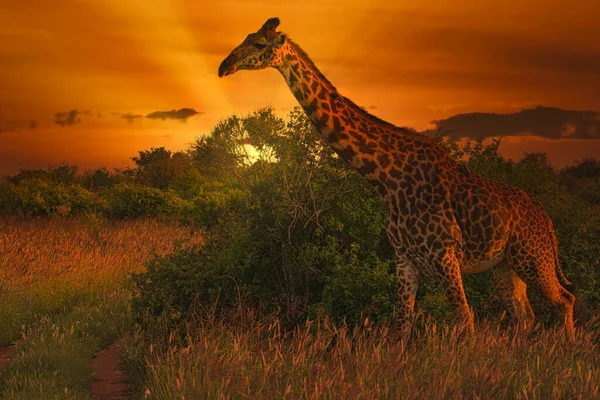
218,17,578,339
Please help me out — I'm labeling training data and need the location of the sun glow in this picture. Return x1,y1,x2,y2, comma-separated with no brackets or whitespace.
97,0,230,114
0,0,598,176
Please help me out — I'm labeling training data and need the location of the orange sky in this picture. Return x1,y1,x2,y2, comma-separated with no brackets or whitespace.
1,0,599,176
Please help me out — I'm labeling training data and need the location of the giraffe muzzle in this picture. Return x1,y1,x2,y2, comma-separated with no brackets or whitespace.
218,58,237,77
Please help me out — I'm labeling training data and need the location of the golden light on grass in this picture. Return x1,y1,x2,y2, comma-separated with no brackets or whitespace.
138,315,600,399
0,216,202,345
0,216,200,287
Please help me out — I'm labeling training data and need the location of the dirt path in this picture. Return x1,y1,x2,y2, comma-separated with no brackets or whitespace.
0,346,14,375
91,341,130,400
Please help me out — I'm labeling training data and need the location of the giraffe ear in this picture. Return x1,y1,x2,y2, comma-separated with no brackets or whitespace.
260,17,280,35
273,33,287,48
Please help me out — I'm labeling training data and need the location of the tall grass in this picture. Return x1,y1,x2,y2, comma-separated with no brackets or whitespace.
0,296,127,399
0,215,201,345
3,216,598,399
0,216,202,398
131,315,600,399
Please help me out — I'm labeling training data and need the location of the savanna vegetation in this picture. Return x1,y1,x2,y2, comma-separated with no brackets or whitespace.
1,107,599,398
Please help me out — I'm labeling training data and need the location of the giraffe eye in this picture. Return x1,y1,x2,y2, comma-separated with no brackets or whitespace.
253,42,267,50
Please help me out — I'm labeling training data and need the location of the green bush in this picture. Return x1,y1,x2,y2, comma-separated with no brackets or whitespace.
131,108,396,331
0,182,19,216
187,186,247,228
310,242,396,325
0,178,106,217
105,183,191,219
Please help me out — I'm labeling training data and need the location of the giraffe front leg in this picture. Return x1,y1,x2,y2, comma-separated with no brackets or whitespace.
437,250,475,334
395,257,419,338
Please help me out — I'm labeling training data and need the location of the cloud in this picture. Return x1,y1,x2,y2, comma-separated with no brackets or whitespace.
121,113,144,123
54,109,83,126
145,108,199,121
0,117,38,133
118,108,201,123
432,106,600,140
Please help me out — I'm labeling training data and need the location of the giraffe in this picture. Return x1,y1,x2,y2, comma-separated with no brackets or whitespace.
218,17,578,339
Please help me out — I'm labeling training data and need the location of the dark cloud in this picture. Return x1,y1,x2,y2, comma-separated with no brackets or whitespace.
402,28,600,78
432,106,600,140
121,113,144,123
146,108,199,121
324,25,600,101
117,108,201,124
54,109,83,126
0,117,38,133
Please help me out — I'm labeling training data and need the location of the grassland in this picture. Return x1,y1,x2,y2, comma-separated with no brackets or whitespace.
1,216,599,399
126,315,600,399
0,216,199,398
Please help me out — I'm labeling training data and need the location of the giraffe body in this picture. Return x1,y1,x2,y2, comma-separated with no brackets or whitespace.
218,18,577,338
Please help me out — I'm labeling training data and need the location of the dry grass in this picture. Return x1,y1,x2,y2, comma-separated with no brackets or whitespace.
134,316,600,399
0,215,201,346
0,216,202,398
2,216,599,399
0,215,199,288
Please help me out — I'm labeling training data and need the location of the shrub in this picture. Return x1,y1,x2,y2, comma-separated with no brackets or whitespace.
186,185,247,228
105,183,191,219
0,179,106,217
131,108,395,331
0,182,19,216
310,242,397,325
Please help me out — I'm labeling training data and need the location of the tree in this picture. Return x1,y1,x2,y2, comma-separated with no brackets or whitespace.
131,147,192,189
560,158,600,204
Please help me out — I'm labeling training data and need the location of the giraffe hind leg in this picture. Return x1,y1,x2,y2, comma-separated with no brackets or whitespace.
510,258,575,340
492,260,535,329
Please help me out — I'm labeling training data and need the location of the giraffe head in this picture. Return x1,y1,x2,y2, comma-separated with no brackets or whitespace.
218,17,287,77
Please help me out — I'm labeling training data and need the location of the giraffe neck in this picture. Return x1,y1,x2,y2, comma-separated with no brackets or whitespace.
275,39,413,174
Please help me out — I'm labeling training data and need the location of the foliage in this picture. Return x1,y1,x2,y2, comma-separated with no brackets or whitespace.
105,183,191,219
7,164,80,185
0,178,106,217
81,166,130,190
2,107,599,332
560,158,600,204
131,147,193,189
131,108,396,331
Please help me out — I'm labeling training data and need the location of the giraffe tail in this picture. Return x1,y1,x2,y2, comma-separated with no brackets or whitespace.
556,261,586,326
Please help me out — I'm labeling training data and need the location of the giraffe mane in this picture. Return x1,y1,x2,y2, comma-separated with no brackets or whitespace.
287,38,418,137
